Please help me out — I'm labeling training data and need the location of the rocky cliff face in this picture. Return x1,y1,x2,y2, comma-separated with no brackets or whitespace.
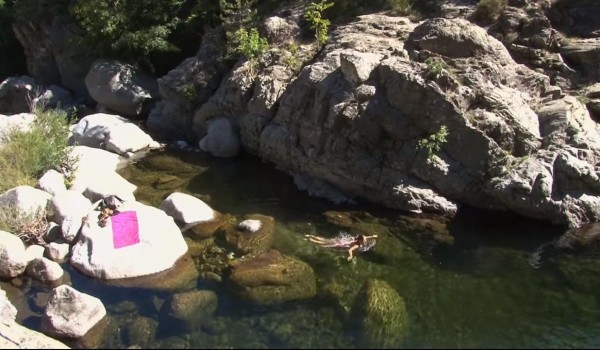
152,5,600,228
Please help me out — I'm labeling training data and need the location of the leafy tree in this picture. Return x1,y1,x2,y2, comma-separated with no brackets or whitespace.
68,0,221,74
305,0,334,51
70,0,186,72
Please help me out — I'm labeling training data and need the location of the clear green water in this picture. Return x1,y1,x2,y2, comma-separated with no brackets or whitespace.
7,150,600,349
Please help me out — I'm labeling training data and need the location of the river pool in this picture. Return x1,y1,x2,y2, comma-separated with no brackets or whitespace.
5,149,600,349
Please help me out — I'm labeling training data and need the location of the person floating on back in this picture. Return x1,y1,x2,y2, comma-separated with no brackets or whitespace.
304,231,378,261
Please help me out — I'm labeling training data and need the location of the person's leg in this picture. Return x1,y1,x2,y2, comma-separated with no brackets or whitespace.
305,234,324,243
309,237,328,245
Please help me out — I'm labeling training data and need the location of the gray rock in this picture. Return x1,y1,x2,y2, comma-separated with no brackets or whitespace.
42,285,106,338
85,59,158,116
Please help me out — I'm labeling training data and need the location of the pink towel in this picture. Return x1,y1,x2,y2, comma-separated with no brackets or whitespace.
111,211,140,249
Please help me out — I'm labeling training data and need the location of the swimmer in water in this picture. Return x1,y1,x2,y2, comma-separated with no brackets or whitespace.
304,232,378,261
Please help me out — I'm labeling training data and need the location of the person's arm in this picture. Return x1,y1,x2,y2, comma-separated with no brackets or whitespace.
347,245,359,261
364,234,378,239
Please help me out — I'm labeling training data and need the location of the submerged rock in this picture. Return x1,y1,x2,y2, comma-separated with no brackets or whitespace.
350,278,408,348
228,249,317,305
222,214,275,255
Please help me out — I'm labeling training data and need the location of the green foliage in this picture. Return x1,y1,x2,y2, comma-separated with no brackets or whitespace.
417,125,449,161
221,0,259,58
180,84,198,104
387,0,413,15
283,42,301,70
424,57,448,79
70,0,183,71
233,27,268,62
69,0,221,73
305,0,334,51
0,107,77,193
475,0,508,23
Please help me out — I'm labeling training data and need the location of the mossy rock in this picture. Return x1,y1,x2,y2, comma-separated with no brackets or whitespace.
153,175,185,190
185,212,230,240
555,255,600,294
124,316,159,348
167,289,218,322
184,236,214,257
398,215,454,245
320,277,360,319
141,154,200,173
323,210,376,227
228,249,317,305
351,278,408,348
222,214,275,255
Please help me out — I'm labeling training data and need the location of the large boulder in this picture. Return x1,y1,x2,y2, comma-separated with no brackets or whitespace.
0,231,27,278
0,186,51,217
85,59,158,117
198,117,242,158
159,192,215,224
68,146,137,203
0,76,37,115
70,201,188,280
41,285,106,339
49,190,93,242
0,113,36,145
0,287,70,349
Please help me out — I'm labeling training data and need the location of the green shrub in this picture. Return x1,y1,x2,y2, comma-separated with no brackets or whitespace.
0,107,76,193
0,206,48,246
475,0,507,23
283,42,301,70
424,57,448,79
417,125,449,161
221,0,259,58
68,0,222,74
180,83,198,104
232,27,269,63
305,0,335,51
70,0,185,72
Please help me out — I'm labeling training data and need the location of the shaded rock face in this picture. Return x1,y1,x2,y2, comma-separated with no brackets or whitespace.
12,16,94,100
548,0,600,38
227,249,317,305
147,28,231,141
